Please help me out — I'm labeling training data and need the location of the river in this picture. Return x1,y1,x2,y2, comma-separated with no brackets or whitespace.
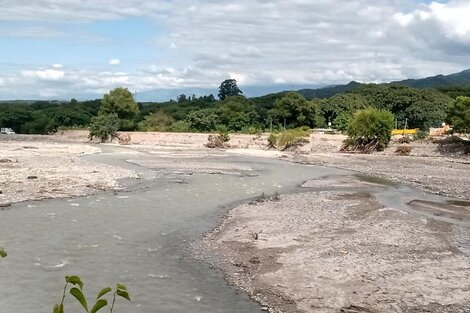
0,146,347,312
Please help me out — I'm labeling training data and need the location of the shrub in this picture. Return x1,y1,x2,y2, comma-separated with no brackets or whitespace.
435,136,470,155
167,121,191,133
89,114,120,142
268,127,311,151
395,146,412,156
117,133,131,145
398,136,412,144
342,108,394,153
414,130,429,140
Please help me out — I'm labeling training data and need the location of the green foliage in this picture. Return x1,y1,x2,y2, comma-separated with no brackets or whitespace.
0,247,6,258
217,96,260,131
186,108,219,132
0,99,99,134
218,79,243,100
100,87,139,120
345,108,394,152
353,84,451,130
322,93,368,126
166,121,191,132
271,92,322,128
138,110,174,131
89,114,120,142
53,276,130,313
268,127,311,151
446,96,470,133
332,112,351,132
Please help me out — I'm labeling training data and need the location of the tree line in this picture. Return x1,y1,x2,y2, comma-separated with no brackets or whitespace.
1,79,469,136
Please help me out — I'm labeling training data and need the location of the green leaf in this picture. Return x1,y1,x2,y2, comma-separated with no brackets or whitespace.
90,299,108,313
70,287,88,312
0,248,7,258
66,276,84,290
116,283,127,291
52,303,64,313
116,289,131,301
96,287,112,300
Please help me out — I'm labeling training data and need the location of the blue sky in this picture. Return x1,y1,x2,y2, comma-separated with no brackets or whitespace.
0,0,468,101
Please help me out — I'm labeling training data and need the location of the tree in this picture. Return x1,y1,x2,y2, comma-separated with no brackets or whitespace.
218,79,243,100
186,108,219,132
217,96,260,131
322,93,369,125
138,110,174,131
446,96,470,133
345,108,395,152
89,114,120,142
100,88,139,120
271,92,320,128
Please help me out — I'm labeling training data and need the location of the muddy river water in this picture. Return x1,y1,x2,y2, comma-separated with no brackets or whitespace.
0,146,461,312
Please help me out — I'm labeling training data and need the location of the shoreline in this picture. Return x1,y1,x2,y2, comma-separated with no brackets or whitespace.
194,175,470,313
2,132,470,312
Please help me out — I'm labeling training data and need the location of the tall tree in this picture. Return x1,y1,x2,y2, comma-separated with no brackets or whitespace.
218,79,243,100
100,87,139,120
446,96,470,133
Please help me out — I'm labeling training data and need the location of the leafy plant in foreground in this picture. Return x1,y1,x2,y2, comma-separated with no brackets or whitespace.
53,276,130,313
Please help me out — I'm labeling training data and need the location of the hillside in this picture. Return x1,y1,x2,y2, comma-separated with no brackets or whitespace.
297,69,470,99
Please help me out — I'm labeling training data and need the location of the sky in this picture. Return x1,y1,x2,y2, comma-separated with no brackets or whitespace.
0,0,469,101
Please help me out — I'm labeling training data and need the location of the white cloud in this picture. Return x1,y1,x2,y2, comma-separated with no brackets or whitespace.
109,59,121,66
21,69,65,80
1,0,470,99
52,64,63,69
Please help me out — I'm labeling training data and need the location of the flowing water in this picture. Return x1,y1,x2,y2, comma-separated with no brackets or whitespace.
0,146,465,312
0,146,346,313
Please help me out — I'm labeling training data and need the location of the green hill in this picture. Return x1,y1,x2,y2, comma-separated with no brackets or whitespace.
296,69,470,99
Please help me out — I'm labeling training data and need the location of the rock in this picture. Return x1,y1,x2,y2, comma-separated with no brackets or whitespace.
27,175,38,179
0,158,17,163
0,202,12,208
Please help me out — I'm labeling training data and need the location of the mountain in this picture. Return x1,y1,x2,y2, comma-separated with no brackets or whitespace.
297,81,362,99
397,69,470,88
296,69,470,99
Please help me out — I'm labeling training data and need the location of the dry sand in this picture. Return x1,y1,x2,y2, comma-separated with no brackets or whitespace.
0,139,135,207
197,176,470,313
2,131,470,313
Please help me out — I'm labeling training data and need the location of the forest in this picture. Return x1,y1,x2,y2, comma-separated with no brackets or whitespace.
1,78,469,135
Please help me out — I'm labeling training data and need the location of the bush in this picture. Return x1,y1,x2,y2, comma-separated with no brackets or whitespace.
435,136,470,155
206,132,230,148
342,108,394,153
167,121,191,133
395,146,412,156
89,114,120,142
397,136,412,144
268,128,311,151
414,130,429,140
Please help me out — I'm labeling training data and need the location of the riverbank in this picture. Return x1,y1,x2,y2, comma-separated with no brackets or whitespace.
0,139,136,207
1,132,469,312
196,175,470,313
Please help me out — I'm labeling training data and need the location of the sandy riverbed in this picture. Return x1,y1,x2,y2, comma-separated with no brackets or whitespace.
1,131,469,313
0,139,136,207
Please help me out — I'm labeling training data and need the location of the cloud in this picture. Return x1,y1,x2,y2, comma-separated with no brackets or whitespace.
1,0,470,99
21,69,65,80
109,59,121,66
0,0,171,21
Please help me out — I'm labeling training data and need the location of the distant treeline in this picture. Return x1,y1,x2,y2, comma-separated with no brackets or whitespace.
1,83,469,135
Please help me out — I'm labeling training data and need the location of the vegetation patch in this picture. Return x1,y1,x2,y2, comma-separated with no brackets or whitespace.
395,146,412,156
435,136,470,155
268,127,311,151
341,108,394,153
